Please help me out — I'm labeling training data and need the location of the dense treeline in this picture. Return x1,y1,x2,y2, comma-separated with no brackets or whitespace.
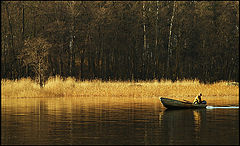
1,1,239,86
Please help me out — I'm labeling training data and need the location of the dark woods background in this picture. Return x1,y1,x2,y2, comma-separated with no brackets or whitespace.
1,1,239,86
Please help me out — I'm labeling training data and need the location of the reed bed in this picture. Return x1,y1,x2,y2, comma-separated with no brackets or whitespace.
1,76,239,100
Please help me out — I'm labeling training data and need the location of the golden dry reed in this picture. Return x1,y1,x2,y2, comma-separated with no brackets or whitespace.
1,76,239,99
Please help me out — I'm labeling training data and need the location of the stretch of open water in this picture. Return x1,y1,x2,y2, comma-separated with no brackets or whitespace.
1,96,239,145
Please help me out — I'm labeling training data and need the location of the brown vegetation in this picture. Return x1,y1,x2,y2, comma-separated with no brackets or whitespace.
1,77,238,100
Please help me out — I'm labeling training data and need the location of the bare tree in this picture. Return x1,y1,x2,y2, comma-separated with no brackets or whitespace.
18,37,51,87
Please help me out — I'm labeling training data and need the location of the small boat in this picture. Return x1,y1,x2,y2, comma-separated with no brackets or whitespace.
160,97,207,109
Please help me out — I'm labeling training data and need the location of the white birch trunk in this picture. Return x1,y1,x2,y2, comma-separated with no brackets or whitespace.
68,1,75,76
167,1,176,72
155,1,159,50
143,1,147,56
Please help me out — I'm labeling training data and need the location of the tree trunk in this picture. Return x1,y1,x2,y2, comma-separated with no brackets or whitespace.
167,1,176,76
5,4,13,50
2,37,6,78
22,4,25,42
155,1,159,79
155,1,159,52
39,62,43,88
80,49,85,80
143,1,147,55
33,8,36,37
69,1,76,77
5,3,15,79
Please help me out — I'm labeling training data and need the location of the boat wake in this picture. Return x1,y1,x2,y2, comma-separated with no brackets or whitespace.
206,106,239,109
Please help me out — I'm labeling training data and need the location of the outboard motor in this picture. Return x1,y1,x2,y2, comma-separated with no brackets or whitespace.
202,100,207,104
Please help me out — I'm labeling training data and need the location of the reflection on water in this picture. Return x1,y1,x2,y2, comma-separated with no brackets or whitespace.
1,96,239,145
193,110,202,134
158,109,207,144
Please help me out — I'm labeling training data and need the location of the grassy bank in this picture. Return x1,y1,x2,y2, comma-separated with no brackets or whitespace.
1,76,239,99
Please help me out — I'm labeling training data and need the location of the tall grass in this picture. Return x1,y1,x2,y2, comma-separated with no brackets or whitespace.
1,76,239,99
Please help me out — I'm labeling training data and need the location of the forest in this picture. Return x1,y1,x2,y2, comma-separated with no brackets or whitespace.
1,1,239,87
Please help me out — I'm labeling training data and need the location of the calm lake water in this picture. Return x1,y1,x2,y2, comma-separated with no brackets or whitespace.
1,96,239,145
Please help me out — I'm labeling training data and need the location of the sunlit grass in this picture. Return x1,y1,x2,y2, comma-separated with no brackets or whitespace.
1,76,239,100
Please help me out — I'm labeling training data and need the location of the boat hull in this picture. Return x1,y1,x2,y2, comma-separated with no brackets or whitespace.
160,97,207,109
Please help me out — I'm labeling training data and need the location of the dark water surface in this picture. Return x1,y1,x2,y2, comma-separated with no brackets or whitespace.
1,97,239,145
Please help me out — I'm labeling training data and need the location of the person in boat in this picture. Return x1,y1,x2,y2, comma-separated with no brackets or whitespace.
193,93,202,104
